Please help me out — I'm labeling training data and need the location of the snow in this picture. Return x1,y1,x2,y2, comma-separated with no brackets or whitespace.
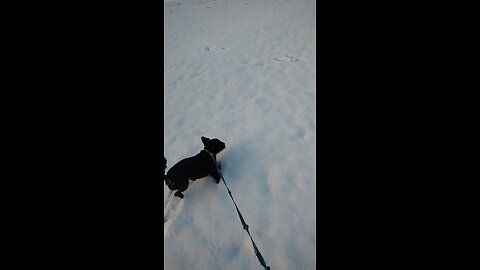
164,0,316,269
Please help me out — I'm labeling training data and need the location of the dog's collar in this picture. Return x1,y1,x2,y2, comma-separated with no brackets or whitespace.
202,149,216,158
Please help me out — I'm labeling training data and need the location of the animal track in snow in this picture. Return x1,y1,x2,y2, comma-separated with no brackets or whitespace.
164,190,183,225
203,46,227,53
273,54,300,63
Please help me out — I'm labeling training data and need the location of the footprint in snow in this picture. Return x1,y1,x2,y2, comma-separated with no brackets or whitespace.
164,192,184,224
204,46,227,53
273,54,300,63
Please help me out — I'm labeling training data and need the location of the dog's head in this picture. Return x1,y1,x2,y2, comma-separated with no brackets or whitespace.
201,136,226,155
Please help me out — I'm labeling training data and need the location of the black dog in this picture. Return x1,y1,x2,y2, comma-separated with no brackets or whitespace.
164,136,226,199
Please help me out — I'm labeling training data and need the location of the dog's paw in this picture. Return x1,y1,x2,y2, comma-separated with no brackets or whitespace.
174,191,184,199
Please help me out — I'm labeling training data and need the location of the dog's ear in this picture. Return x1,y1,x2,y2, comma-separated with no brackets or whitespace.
201,136,211,146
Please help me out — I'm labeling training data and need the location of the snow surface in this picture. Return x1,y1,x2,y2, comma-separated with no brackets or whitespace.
164,0,316,269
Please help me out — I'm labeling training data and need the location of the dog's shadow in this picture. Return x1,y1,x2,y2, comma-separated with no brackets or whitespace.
217,138,268,186
185,137,270,199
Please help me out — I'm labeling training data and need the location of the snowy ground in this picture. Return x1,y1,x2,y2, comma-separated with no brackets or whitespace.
164,0,316,269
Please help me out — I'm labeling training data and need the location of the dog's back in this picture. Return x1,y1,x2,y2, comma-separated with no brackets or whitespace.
166,151,218,181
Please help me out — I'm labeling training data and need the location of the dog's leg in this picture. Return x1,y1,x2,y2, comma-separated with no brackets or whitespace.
215,162,222,184
174,179,188,199
174,191,184,199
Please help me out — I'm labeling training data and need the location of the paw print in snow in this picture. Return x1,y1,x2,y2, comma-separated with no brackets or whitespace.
204,46,227,53
273,54,300,63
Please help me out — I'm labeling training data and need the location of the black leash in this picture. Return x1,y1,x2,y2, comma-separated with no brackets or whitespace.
212,157,270,270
